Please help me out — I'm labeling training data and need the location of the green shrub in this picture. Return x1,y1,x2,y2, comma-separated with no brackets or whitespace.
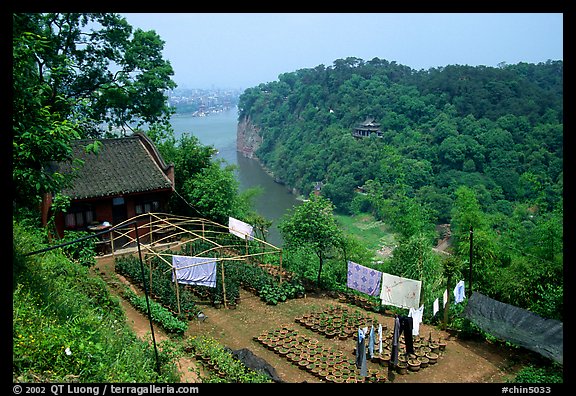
185,335,273,383
124,289,188,335
13,222,180,382
512,364,563,383
58,230,97,267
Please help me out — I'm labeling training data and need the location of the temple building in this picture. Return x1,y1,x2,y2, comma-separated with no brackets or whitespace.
352,117,383,138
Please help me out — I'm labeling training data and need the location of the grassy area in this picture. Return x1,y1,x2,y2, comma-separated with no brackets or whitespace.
335,213,396,256
12,222,181,383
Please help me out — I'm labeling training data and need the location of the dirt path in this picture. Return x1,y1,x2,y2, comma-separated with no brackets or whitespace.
94,256,201,383
94,254,526,383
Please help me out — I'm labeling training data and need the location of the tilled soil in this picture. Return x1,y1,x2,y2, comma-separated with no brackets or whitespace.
94,255,529,383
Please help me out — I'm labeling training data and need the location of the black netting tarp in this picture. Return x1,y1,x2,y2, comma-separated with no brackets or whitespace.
227,348,285,383
463,292,563,364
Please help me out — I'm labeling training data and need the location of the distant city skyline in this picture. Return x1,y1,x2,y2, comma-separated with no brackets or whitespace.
121,13,563,90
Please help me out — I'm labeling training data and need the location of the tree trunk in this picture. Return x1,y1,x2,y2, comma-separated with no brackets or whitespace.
317,252,323,288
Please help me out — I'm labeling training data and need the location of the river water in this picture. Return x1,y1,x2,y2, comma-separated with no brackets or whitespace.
169,108,300,246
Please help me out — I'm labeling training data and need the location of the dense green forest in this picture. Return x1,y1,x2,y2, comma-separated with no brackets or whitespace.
239,57,562,220
239,57,563,320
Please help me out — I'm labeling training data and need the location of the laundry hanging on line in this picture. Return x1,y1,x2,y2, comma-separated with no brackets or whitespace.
380,272,422,309
391,315,414,366
228,216,254,241
433,298,440,316
356,327,368,377
408,305,424,336
172,255,218,287
346,261,382,297
454,280,466,304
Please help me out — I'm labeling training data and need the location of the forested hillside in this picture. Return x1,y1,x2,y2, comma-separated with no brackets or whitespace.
238,57,563,223
238,57,563,320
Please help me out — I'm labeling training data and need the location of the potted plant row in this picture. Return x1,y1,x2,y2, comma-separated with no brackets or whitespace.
254,325,385,383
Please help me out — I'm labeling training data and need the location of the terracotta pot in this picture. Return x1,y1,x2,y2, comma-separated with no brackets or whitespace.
396,362,408,375
319,369,329,379
438,340,447,351
257,334,267,342
380,353,391,366
426,352,439,364
311,365,322,377
418,356,429,368
407,358,421,372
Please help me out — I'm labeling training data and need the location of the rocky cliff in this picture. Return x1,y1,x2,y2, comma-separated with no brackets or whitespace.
236,115,262,159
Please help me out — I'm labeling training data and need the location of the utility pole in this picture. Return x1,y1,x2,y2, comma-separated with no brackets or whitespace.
468,226,473,298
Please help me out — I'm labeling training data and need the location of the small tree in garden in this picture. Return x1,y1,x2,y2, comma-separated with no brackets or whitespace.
279,195,343,288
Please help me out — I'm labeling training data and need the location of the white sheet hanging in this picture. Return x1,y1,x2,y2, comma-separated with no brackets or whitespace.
379,272,422,309
172,255,217,287
228,216,254,240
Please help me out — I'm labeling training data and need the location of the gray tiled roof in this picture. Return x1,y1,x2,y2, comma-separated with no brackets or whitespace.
58,134,173,200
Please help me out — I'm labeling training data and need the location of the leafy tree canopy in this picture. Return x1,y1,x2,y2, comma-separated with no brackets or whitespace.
13,13,176,209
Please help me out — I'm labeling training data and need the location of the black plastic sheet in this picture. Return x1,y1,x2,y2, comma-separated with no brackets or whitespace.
463,292,563,364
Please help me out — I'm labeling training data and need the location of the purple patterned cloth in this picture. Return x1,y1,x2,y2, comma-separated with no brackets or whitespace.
347,261,382,297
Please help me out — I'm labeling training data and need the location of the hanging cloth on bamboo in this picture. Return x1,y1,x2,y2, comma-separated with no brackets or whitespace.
228,216,254,241
443,288,449,308
346,261,382,297
454,280,466,304
368,325,376,358
356,327,368,377
380,272,422,309
171,255,217,287
378,323,383,354
408,305,424,336
390,316,401,366
399,316,414,355
391,315,414,366
433,298,440,316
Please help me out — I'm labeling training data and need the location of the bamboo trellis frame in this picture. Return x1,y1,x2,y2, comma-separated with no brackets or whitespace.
108,213,283,313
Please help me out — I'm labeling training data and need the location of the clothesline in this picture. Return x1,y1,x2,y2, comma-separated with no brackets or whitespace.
346,260,467,327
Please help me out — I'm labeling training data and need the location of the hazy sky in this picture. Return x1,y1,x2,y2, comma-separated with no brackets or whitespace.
120,13,563,90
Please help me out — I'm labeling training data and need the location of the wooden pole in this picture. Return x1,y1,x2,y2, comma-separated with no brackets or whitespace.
220,251,227,309
279,250,283,285
443,275,451,329
173,266,181,316
149,258,153,298
468,226,473,298
110,229,115,258
149,213,153,245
